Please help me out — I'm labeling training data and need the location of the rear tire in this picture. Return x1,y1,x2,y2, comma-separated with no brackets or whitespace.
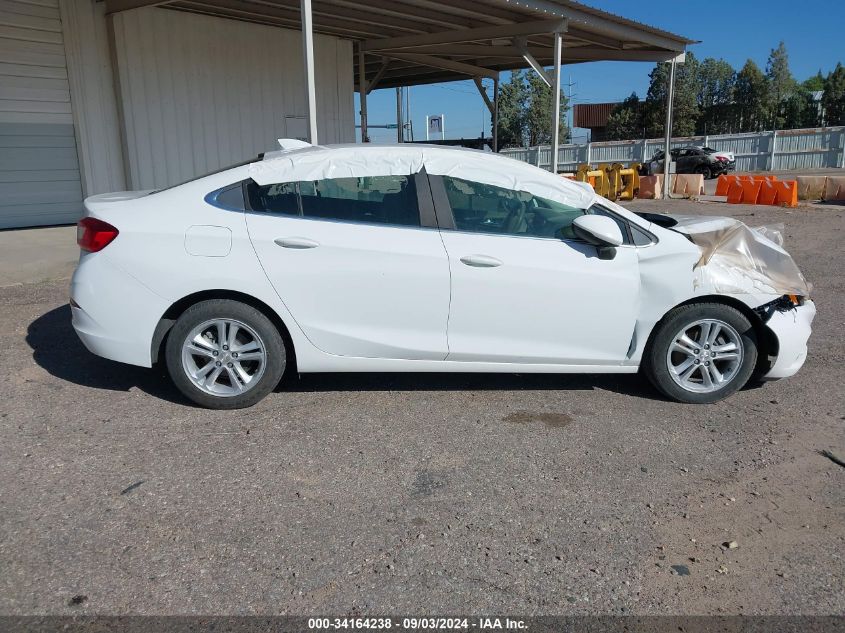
643,303,757,404
697,165,712,180
165,299,286,409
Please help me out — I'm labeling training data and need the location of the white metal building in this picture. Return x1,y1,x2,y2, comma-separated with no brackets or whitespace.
0,0,690,229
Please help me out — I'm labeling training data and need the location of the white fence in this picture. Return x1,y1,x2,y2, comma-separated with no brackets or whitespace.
500,126,845,173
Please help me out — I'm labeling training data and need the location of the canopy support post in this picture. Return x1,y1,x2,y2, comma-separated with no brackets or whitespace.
493,77,499,152
358,46,368,142
662,56,677,198
550,29,563,173
396,87,403,142
300,0,318,143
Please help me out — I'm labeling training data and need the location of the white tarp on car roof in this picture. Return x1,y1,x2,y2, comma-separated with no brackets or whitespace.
248,144,595,210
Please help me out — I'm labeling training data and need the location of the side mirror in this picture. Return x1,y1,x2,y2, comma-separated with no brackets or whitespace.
572,215,624,260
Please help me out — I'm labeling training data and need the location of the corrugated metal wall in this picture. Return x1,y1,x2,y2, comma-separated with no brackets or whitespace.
59,0,126,199
0,0,83,228
502,127,845,173
111,7,355,190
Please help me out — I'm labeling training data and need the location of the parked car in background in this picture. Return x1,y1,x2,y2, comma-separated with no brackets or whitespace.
647,146,734,179
699,146,736,172
71,142,814,409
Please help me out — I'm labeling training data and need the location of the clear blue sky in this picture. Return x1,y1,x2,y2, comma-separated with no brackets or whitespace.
354,0,844,144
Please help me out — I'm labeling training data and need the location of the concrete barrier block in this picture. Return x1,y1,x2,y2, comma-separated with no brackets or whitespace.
637,175,661,199
796,176,827,200
672,174,704,197
822,176,845,201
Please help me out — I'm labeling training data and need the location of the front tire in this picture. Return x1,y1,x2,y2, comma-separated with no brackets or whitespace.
165,299,286,409
643,303,757,404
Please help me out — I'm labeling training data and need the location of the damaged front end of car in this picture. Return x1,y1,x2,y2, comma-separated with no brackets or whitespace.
667,215,816,381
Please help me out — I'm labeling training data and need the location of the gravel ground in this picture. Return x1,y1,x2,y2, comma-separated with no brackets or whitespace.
1,200,843,616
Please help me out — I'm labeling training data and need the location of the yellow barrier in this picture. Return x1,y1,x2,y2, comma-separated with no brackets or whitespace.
609,162,640,201
575,164,610,198
576,163,640,201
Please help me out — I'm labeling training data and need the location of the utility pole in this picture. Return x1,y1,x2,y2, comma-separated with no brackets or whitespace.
396,87,403,142
563,74,576,142
405,86,412,141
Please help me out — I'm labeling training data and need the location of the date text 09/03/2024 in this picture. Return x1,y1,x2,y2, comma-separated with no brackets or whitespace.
307,617,527,630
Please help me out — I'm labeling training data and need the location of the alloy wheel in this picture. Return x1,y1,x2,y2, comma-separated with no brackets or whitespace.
181,318,267,397
666,318,743,394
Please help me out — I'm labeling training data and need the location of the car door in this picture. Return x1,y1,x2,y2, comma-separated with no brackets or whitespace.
676,149,697,173
244,172,451,360
430,175,640,365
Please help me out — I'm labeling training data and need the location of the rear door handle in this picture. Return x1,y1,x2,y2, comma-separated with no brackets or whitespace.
274,237,319,249
460,254,502,268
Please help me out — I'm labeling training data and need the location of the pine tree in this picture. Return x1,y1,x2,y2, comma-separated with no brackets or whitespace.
734,60,768,131
822,63,845,125
643,52,700,137
494,69,568,148
495,71,529,148
802,71,826,93
697,58,736,134
765,42,797,128
525,72,568,146
605,92,643,140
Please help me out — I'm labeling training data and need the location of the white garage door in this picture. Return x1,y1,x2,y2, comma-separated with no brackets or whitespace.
0,0,83,228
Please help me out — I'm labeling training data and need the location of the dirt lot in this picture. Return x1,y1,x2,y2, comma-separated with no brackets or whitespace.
0,200,843,616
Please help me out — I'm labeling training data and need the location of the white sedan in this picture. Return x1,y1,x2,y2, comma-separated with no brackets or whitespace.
71,142,815,409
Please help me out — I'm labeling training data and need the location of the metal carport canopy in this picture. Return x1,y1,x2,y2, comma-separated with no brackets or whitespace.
103,0,694,171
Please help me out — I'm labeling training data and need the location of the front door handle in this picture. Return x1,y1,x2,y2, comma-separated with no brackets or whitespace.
460,254,502,268
274,237,319,249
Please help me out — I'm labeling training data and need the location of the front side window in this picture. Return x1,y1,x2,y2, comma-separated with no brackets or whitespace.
442,176,585,239
590,206,655,246
246,175,420,227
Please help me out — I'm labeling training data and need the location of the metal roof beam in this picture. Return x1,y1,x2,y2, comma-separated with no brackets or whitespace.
269,0,448,34
172,0,398,38
327,0,479,30
406,0,525,24
473,77,494,116
566,27,623,50
366,59,391,93
170,4,374,38
105,0,173,12
490,0,687,51
374,44,524,57
563,47,685,62
513,37,551,87
381,52,499,80
360,18,567,52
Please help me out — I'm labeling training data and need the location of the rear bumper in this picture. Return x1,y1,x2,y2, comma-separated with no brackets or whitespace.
70,253,168,368
762,300,816,380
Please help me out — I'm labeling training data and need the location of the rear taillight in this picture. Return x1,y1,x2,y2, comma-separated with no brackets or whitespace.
716,156,728,162
77,217,119,253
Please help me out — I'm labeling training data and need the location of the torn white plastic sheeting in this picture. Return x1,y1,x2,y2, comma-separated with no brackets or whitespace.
248,144,594,210
670,215,811,297
277,138,312,151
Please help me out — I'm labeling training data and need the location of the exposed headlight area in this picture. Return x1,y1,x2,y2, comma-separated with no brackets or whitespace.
754,294,806,322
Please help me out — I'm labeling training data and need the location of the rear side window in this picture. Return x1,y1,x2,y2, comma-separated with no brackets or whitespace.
300,175,419,226
247,182,299,215
245,175,420,227
211,183,247,210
